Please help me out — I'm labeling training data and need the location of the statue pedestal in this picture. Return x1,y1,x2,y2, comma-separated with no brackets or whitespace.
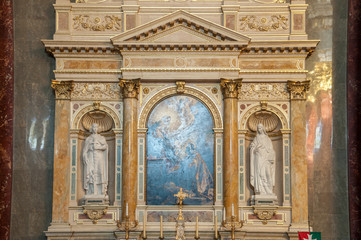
252,194,278,206
84,195,109,205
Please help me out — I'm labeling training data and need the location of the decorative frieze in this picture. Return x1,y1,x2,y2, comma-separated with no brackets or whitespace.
287,80,310,100
238,83,289,100
220,79,242,98
51,80,74,100
239,15,289,32
73,15,121,31
72,83,121,100
119,79,141,99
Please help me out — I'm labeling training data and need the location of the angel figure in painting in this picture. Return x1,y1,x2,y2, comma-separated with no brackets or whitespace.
83,123,108,198
250,123,276,196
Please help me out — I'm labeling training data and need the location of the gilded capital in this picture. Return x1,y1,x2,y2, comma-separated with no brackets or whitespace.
287,80,310,100
51,80,74,100
220,78,242,98
119,79,140,99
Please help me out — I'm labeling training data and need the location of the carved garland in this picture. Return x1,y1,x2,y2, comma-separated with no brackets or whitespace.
239,15,289,32
138,86,222,129
73,15,121,31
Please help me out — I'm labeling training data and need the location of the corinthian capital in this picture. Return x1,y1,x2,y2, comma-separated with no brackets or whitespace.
119,79,140,99
220,78,242,98
51,80,74,100
287,80,310,100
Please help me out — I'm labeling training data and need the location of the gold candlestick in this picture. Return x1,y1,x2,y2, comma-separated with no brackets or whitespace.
195,216,200,239
159,215,164,240
117,215,139,240
222,215,243,240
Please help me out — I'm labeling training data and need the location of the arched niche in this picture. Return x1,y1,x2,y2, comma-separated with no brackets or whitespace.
239,103,290,206
138,86,222,206
70,104,122,206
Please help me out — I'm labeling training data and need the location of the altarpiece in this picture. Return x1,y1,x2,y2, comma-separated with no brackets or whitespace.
43,0,318,239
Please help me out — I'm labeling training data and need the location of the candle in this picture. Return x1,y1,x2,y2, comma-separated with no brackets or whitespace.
196,216,199,238
135,208,138,221
117,207,119,221
126,203,129,217
232,203,234,217
215,215,218,238
143,215,146,238
160,216,163,238
223,207,226,221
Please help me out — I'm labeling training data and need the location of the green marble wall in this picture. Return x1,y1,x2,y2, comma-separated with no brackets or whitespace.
306,0,349,239
11,0,55,239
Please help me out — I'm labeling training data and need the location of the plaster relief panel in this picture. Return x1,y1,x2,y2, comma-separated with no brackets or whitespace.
239,15,289,32
73,15,122,32
72,83,122,101
238,83,289,101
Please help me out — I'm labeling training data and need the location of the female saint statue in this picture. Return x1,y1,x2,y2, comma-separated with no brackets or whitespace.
250,123,276,196
82,123,108,198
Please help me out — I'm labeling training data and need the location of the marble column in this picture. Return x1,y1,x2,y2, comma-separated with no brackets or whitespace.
221,79,242,220
348,0,361,237
0,0,13,239
120,79,140,221
50,80,73,225
287,80,310,230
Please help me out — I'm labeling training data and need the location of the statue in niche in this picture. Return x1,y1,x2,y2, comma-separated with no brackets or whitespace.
250,123,276,196
82,123,108,200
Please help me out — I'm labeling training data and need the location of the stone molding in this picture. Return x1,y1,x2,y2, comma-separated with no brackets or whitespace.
287,80,310,100
51,80,74,100
220,79,242,99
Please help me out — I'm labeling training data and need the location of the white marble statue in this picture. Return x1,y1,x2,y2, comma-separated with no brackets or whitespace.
250,123,276,196
83,123,108,198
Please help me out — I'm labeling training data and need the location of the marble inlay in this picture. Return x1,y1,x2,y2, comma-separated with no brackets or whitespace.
0,0,13,239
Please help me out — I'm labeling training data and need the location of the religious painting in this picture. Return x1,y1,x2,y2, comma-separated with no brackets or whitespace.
146,95,214,205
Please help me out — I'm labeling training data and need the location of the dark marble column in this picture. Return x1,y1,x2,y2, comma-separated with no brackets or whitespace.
0,0,13,239
348,0,361,238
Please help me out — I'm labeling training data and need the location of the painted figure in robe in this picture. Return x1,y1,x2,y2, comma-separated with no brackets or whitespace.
250,123,276,195
82,123,108,197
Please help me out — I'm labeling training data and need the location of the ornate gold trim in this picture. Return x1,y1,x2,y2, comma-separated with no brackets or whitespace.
51,80,74,100
253,206,278,225
119,79,141,99
176,81,186,94
220,78,242,98
54,70,122,74
83,205,108,224
239,15,289,32
73,15,121,31
287,80,310,100
240,103,289,130
138,86,222,129
121,68,239,72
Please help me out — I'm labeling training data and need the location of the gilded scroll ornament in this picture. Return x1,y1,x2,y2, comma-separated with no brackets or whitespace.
73,15,121,31
220,79,242,98
238,83,289,100
253,206,277,225
239,15,288,32
83,205,108,224
119,79,141,99
51,80,74,100
72,83,121,100
287,80,310,100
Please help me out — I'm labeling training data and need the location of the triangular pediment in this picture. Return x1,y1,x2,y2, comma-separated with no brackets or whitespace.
111,10,251,46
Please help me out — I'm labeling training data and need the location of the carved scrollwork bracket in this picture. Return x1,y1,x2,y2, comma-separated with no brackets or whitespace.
220,78,243,99
287,80,310,100
253,206,278,225
119,79,141,99
51,80,74,100
82,205,108,224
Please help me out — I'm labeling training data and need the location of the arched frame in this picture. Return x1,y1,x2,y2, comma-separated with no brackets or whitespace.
136,85,224,210
69,103,123,206
237,102,291,207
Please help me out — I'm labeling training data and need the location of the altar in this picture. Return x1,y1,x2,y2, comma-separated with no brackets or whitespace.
43,0,318,239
